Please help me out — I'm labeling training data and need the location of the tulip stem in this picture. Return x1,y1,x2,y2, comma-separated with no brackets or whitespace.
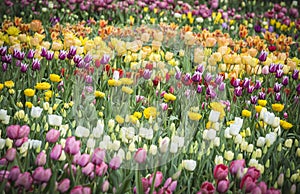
149,167,157,194
135,165,143,194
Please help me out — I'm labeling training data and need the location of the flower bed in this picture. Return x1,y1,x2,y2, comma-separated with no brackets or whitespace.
0,0,299,193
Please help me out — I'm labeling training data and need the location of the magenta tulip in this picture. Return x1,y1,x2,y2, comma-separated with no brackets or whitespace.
217,179,230,193
6,125,30,140
149,171,163,188
246,167,261,180
95,162,108,177
109,156,121,170
8,166,20,182
213,164,228,181
77,154,90,167
32,167,52,183
82,162,94,177
64,136,81,155
240,174,256,193
199,181,215,194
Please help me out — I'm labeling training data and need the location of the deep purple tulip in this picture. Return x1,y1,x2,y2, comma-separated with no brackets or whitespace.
231,78,240,87
13,49,25,60
282,76,289,86
269,63,276,73
292,69,299,80
234,86,243,97
2,63,8,72
32,59,41,71
243,78,250,88
2,54,12,63
27,49,36,59
191,71,202,82
273,83,282,93
40,47,47,57
258,92,266,99
73,55,82,64
276,63,283,70
247,85,255,94
250,96,258,104
275,93,281,102
175,70,181,80
84,54,93,63
0,46,7,56
258,50,268,62
68,46,77,58
275,69,283,78
274,4,281,12
254,25,261,33
143,69,152,80
100,54,110,65
196,64,204,73
59,50,67,60
296,83,300,93
20,63,28,73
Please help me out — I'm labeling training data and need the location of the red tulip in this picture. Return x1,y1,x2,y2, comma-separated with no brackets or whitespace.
199,181,215,194
213,164,228,181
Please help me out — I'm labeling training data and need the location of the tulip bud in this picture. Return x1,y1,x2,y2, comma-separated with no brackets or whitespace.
290,184,296,194
286,168,290,178
265,159,270,168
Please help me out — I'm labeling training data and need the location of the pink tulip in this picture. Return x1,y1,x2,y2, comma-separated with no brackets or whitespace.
109,156,121,170
213,164,228,181
57,178,70,193
15,172,33,190
91,148,105,165
70,185,91,194
64,164,77,176
229,159,245,178
0,158,8,166
102,180,109,192
168,181,178,192
266,188,281,194
95,162,108,177
46,129,60,143
217,179,230,193
64,136,81,155
134,148,147,164
14,137,28,147
35,151,47,166
199,181,215,194
82,162,94,177
8,166,20,182
6,125,30,140
5,148,16,162
0,170,9,182
149,171,163,188
257,181,267,194
240,174,256,193
32,167,52,183
246,167,261,180
50,144,62,160
77,154,90,167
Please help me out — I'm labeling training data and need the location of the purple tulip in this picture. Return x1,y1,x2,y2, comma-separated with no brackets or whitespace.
254,25,262,33
82,162,94,176
243,78,250,88
289,8,299,18
2,54,12,63
143,69,152,80
27,49,36,59
258,92,266,99
0,46,7,55
196,64,204,73
234,86,243,97
57,178,71,193
247,85,255,94
275,69,283,78
40,47,47,57
13,49,25,60
109,156,121,170
204,73,212,82
215,74,223,85
8,166,20,182
59,50,67,60
231,78,240,87
257,181,267,194
77,154,90,167
46,51,54,60
250,96,258,104
50,144,62,161
191,71,202,82
230,159,245,177
100,54,110,65
197,85,203,93
217,179,230,193
254,80,262,89
0,158,8,166
5,148,16,162
258,50,268,62
46,129,60,143
292,69,299,80
269,63,276,73
70,185,91,194
175,70,181,80
32,59,41,71
218,82,226,92
64,136,81,155
273,82,282,93
73,55,82,64
282,76,289,86
32,167,52,183
91,148,106,165
296,83,300,93
35,151,47,166
2,63,8,72
14,137,28,147
15,172,33,190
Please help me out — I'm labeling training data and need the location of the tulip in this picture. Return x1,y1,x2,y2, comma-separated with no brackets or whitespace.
64,136,81,155
266,188,281,194
229,159,245,177
234,86,243,97
5,147,16,162
6,124,30,140
258,92,266,99
50,144,62,160
27,49,35,59
67,46,77,59
15,172,33,190
35,151,47,166
95,162,108,177
143,69,152,80
59,50,67,60
297,83,300,93
275,69,283,78
250,96,258,104
213,164,228,181
102,180,109,192
246,167,260,180
40,47,47,57
240,174,256,192
46,129,60,143
2,54,12,63
261,66,269,75
247,85,255,94
217,179,230,193
134,148,147,164
175,70,181,80
8,166,20,182
57,178,71,193
149,171,163,188
70,185,91,194
33,167,52,183
218,82,226,92
182,160,196,171
196,64,204,73
258,50,268,62
199,181,215,194
77,154,90,167
48,114,63,127
109,156,121,170
269,63,276,73
292,69,299,80
275,93,281,102
91,148,106,165
191,71,202,82
273,83,282,93
82,162,94,176
73,55,83,65
204,73,212,82
0,46,7,55
243,78,250,88
14,137,28,147
64,164,77,176
32,59,41,71
100,54,110,65
2,63,8,72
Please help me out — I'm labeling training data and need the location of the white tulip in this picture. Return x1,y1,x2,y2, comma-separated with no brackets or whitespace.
149,145,157,155
75,126,90,138
170,142,178,153
209,110,220,122
159,137,170,153
272,117,280,128
0,109,7,120
31,106,43,118
182,159,197,171
0,138,6,149
48,114,62,127
207,129,216,140
256,137,266,147
224,127,232,138
87,138,95,149
234,134,243,144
